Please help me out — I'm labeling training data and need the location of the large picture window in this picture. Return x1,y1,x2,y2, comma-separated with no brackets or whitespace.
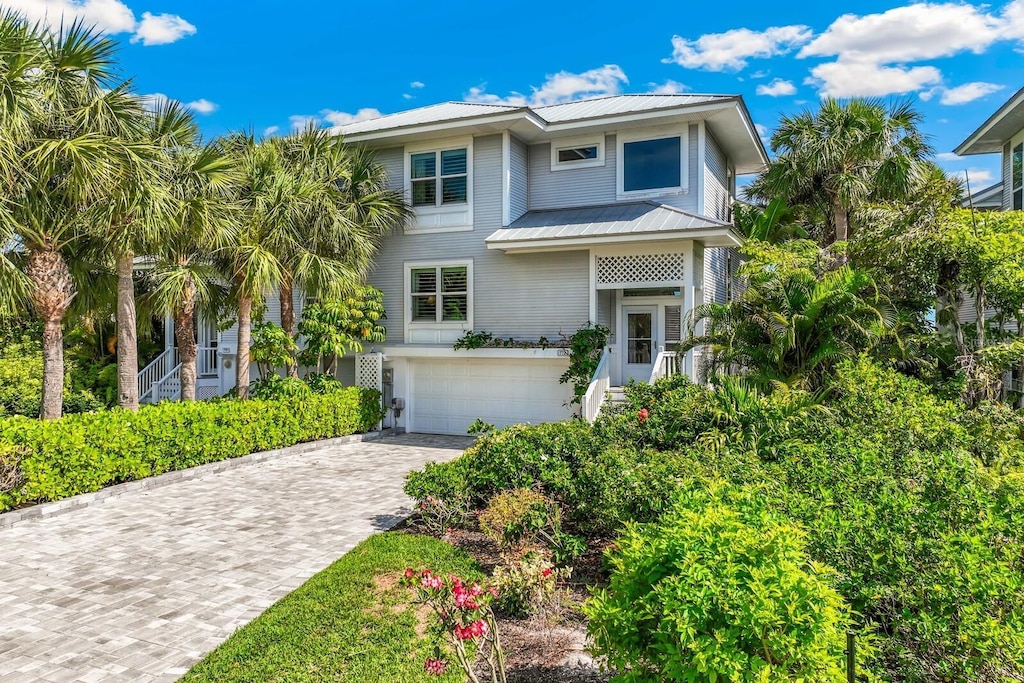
410,265,468,322
622,136,681,193
410,148,468,207
1013,142,1022,211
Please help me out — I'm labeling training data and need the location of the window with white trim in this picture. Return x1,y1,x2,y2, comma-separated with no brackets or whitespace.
410,148,468,207
550,138,604,171
410,265,469,323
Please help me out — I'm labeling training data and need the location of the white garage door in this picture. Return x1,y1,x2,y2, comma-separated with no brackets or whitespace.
409,358,574,435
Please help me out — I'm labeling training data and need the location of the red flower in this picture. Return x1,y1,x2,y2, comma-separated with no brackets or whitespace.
638,408,650,423
541,568,553,578
404,568,415,580
424,657,447,675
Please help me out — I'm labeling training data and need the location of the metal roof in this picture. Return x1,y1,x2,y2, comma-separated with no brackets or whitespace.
955,85,1024,156
532,94,734,122
961,181,1004,209
337,101,523,135
485,201,739,251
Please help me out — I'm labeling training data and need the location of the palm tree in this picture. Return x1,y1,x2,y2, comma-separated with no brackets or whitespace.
0,16,153,419
149,109,238,401
272,129,408,375
747,98,932,249
684,263,895,391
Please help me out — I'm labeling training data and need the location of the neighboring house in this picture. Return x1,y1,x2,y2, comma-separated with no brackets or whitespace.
955,85,1024,212
961,181,1004,211
328,94,766,434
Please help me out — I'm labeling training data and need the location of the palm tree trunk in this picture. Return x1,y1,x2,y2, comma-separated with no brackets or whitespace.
26,249,74,420
116,252,139,410
174,308,198,401
937,259,966,359
279,271,298,378
833,200,849,243
236,295,253,399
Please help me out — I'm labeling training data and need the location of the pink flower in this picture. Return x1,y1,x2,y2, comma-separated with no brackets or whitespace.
424,657,447,675
404,568,415,580
638,408,650,423
422,575,444,590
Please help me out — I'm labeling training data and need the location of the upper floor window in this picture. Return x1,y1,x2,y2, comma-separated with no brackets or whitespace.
410,265,469,323
1014,142,1022,211
623,137,681,192
550,137,605,171
411,148,468,207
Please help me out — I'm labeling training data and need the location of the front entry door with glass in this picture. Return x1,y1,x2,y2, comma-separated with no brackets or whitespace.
622,306,657,383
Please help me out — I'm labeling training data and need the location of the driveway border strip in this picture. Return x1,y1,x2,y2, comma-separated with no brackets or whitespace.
0,430,399,530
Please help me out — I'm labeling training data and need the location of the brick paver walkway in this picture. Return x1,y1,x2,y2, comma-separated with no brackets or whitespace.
0,434,471,683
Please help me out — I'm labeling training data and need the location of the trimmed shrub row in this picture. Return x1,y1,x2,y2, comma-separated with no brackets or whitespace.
0,388,384,511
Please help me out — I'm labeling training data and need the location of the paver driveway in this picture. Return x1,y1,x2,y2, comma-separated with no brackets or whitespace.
0,433,471,683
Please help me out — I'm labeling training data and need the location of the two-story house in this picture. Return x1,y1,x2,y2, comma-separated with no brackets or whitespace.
324,94,767,434
956,85,1024,211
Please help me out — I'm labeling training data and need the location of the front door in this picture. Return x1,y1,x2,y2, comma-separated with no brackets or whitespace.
622,306,657,384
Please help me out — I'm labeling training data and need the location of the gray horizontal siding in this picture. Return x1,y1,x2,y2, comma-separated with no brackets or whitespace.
374,146,404,192
703,247,741,305
704,131,731,222
366,133,590,344
528,127,701,213
510,135,528,223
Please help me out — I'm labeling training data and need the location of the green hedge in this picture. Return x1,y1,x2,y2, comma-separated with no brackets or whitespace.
0,388,384,511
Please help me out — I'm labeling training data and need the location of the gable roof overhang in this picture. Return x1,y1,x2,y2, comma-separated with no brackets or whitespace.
485,201,743,253
339,96,768,175
961,181,1004,208
955,86,1024,156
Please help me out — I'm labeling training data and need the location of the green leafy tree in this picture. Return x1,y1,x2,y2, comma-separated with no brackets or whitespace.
249,321,298,379
297,286,387,374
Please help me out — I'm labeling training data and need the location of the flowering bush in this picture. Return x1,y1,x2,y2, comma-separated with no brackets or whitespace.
492,550,569,617
402,568,507,683
415,494,470,537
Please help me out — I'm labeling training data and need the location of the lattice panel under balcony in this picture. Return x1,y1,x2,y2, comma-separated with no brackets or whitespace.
596,252,684,288
355,353,383,393
197,385,219,400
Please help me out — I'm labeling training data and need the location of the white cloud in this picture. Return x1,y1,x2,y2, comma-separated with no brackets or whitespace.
402,93,414,100
756,78,797,97
936,152,964,162
262,126,279,137
939,81,1005,105
647,79,689,94
949,168,995,184
664,25,812,71
750,69,771,79
137,92,170,111
185,98,217,115
804,61,941,98
322,108,384,126
795,2,1024,98
289,115,319,131
131,11,195,45
4,1,195,45
755,123,768,137
410,81,425,88
288,108,384,132
466,65,629,106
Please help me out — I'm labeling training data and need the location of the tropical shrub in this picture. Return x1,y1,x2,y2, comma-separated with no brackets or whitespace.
249,374,312,400
586,482,852,683
0,388,384,510
478,488,584,565
491,550,567,618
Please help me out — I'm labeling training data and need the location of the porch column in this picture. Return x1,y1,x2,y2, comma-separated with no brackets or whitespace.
683,243,704,382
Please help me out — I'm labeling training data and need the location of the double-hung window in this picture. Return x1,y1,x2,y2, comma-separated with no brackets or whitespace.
410,265,468,323
410,148,468,207
1014,142,1022,211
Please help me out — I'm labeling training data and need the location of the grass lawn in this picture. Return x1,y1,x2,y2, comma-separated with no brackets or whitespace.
181,532,482,683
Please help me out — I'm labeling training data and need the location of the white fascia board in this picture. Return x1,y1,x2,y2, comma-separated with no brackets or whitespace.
342,111,546,146
486,229,744,253
379,346,567,359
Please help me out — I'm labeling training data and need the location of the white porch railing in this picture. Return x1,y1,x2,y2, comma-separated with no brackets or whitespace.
650,348,680,383
149,358,182,403
138,348,179,403
582,348,612,424
198,347,218,377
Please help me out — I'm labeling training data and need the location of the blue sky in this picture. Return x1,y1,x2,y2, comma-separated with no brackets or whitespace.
11,0,1024,189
